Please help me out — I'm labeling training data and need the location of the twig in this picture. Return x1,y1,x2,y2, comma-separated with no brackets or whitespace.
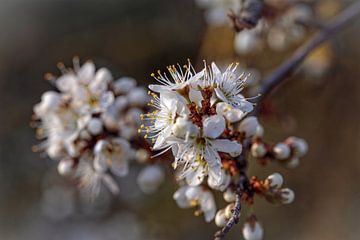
214,184,242,240
254,1,360,114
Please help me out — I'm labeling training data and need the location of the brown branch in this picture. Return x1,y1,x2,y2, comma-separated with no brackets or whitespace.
254,1,360,114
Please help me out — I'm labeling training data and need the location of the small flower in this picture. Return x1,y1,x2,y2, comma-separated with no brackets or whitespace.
211,63,254,112
173,185,216,222
93,138,132,177
250,142,267,158
215,209,228,227
171,115,241,186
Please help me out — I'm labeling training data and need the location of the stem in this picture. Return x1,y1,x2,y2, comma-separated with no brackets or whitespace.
255,1,360,113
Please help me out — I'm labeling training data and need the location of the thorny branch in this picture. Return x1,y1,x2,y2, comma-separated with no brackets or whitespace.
214,1,360,239
254,1,360,114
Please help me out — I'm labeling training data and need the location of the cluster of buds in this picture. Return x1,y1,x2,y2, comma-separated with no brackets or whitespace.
251,136,308,168
32,58,165,196
195,0,314,54
141,60,307,239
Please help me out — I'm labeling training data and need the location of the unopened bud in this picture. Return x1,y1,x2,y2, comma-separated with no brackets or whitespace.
224,203,235,219
251,142,267,158
273,143,291,160
242,220,264,240
286,137,308,157
280,188,295,204
265,173,283,189
215,209,227,227
223,188,236,203
57,158,74,176
87,118,103,135
238,117,260,138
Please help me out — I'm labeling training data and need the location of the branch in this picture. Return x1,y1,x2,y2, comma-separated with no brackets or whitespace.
255,1,360,113
214,184,242,240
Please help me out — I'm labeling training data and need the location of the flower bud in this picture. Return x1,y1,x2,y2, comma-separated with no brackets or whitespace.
280,188,295,204
47,143,63,159
255,125,264,138
113,77,136,94
224,203,235,219
286,137,308,157
251,142,267,158
265,173,283,189
87,118,103,135
242,221,264,240
238,117,260,138
135,149,149,163
137,165,165,194
128,87,149,106
41,91,61,111
215,209,227,227
223,188,236,203
286,157,300,169
273,143,291,160
57,158,74,176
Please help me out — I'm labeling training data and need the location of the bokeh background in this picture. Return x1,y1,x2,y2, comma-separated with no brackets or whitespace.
0,0,359,239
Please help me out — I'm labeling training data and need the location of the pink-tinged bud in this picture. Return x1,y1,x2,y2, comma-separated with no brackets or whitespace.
251,142,267,158
273,143,291,160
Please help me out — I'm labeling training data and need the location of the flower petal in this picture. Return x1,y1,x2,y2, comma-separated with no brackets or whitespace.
212,139,242,157
203,115,226,139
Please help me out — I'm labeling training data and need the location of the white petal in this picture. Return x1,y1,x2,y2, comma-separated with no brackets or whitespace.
173,186,190,208
203,115,226,139
186,165,205,186
189,88,203,106
211,62,222,80
212,139,242,157
56,74,77,92
77,62,95,84
200,191,216,222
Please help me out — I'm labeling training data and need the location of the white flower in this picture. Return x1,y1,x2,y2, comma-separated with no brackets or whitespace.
137,165,165,194
285,136,308,157
93,138,132,177
141,91,186,150
211,63,254,112
171,115,241,186
56,62,114,114
173,185,216,222
215,209,227,227
57,158,74,176
207,169,231,191
149,61,203,93
216,102,246,123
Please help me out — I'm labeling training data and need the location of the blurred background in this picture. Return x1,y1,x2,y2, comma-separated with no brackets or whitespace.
0,0,359,239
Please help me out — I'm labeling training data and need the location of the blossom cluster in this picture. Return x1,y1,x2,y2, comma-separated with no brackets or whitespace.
32,59,164,196
142,61,308,240
195,0,314,54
